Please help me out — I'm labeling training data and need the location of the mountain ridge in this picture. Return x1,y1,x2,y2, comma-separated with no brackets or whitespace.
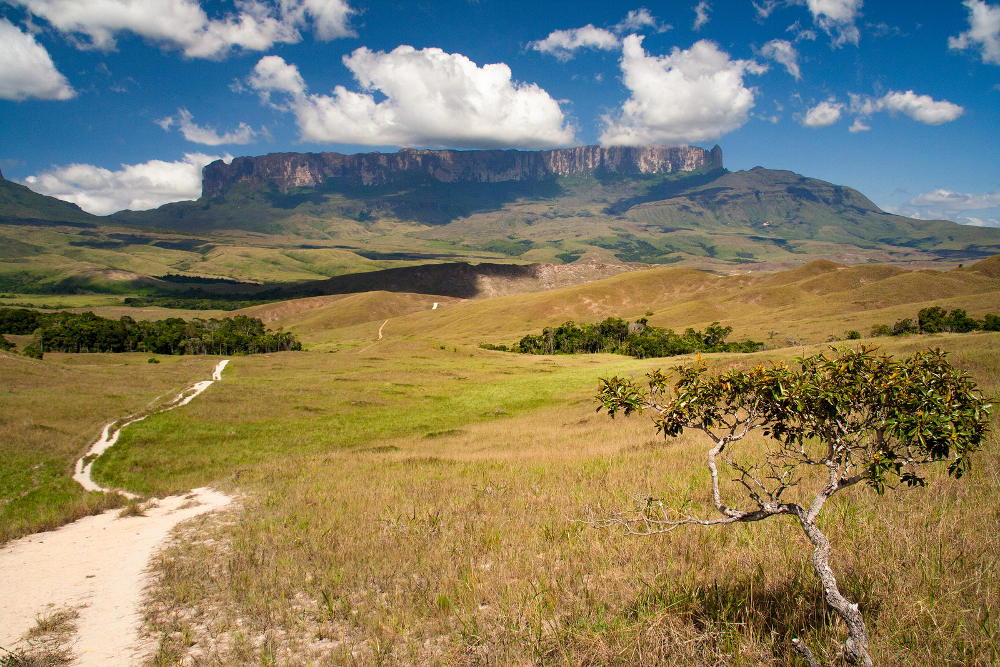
5,147,1000,297
202,144,723,197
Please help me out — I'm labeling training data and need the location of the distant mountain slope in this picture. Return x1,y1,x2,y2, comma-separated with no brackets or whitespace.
622,167,995,252
106,149,1000,270
4,148,1000,295
0,169,98,226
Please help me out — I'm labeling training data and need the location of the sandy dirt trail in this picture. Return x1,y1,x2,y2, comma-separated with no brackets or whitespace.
73,360,230,496
1,359,233,665
0,489,231,664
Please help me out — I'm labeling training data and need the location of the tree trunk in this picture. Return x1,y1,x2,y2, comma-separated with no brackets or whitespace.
796,513,873,666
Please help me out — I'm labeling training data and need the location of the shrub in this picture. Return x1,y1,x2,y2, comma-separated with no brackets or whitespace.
22,342,43,359
595,347,991,666
870,324,891,337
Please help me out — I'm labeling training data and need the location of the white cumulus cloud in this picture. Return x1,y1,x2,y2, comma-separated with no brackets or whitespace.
879,90,964,124
599,36,764,146
157,108,257,145
892,188,1000,227
803,99,843,126
949,0,1000,65
848,117,870,132
910,188,1000,210
531,8,670,61
283,0,355,40
760,38,801,78
807,0,863,46
693,1,712,30
0,18,75,100
10,0,355,59
528,25,619,61
849,90,964,125
23,153,228,215
249,48,575,148
613,8,668,33
249,54,307,97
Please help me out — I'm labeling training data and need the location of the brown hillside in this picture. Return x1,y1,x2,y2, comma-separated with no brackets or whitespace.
237,291,458,332
758,258,845,286
271,256,1000,348
967,255,1000,278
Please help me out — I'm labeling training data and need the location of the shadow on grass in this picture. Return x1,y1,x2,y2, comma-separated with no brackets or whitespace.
626,567,883,656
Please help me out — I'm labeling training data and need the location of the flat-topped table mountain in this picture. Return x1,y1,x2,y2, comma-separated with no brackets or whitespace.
2,146,999,296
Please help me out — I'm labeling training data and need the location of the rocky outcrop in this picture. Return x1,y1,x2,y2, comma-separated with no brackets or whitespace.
202,145,723,197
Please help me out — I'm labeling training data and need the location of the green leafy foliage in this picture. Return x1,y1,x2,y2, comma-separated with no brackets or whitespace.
480,238,536,257
0,307,42,334
21,341,43,359
0,308,301,355
499,317,762,359
597,346,991,490
871,306,1000,337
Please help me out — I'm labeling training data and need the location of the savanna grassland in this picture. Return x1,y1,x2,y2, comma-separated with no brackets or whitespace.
0,352,222,542
4,257,1000,665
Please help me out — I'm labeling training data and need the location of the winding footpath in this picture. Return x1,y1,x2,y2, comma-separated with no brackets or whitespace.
1,359,233,666
72,360,230,496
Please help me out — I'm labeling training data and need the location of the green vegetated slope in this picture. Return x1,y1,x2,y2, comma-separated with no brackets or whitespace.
0,175,99,225
0,352,218,542
5,167,1000,300
116,166,1000,269
0,222,408,293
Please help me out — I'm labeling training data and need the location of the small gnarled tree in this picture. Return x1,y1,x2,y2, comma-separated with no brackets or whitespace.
595,346,990,666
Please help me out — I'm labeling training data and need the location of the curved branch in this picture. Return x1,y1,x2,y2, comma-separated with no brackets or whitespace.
582,503,795,536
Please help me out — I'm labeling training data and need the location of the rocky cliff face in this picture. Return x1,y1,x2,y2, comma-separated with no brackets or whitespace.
202,145,722,197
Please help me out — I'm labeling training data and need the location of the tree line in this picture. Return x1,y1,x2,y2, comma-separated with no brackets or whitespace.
482,317,762,359
853,306,1000,339
0,307,300,356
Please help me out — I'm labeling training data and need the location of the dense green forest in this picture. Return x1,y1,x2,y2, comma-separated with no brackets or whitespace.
862,306,1000,338
0,308,300,355
483,317,762,359
122,296,272,311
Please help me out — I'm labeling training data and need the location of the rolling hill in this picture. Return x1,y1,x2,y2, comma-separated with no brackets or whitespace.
235,255,1000,351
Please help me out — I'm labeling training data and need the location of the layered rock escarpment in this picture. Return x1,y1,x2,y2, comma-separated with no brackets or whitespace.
202,145,723,197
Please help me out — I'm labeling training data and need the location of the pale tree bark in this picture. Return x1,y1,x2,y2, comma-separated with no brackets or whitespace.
795,508,873,666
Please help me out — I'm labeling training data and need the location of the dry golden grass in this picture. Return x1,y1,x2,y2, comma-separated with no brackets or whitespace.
236,291,459,333
6,258,1000,664
1,608,78,666
271,258,1000,354
136,335,1000,666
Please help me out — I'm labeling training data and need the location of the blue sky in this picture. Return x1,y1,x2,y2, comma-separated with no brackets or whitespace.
1,0,998,226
